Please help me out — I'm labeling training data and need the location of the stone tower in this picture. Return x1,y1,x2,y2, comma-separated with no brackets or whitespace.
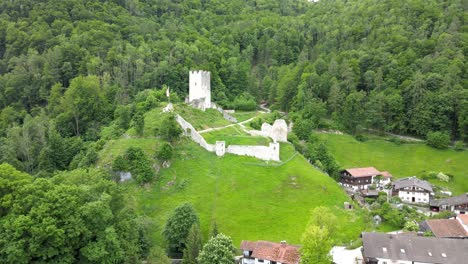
189,70,211,110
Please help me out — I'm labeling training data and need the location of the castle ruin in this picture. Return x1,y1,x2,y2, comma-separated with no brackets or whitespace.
189,70,211,111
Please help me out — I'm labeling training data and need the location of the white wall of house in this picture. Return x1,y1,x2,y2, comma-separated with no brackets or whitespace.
377,258,413,264
398,188,430,204
254,258,282,264
241,258,255,264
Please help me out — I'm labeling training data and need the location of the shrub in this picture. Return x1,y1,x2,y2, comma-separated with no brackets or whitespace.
355,134,367,142
426,131,450,149
454,141,465,151
155,142,174,161
158,114,182,142
437,172,450,182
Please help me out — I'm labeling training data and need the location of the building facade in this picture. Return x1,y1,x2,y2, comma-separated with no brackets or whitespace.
340,167,382,191
392,177,433,204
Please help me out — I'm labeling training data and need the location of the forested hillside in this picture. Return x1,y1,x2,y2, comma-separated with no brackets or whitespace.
0,0,466,262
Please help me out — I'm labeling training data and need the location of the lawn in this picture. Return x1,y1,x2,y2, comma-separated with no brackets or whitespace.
176,104,230,130
129,140,366,248
318,133,468,194
230,111,260,122
202,125,271,146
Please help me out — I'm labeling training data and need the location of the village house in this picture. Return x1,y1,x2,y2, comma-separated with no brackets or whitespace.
429,193,468,214
419,219,468,239
392,176,433,204
362,232,468,264
340,167,391,191
240,240,300,264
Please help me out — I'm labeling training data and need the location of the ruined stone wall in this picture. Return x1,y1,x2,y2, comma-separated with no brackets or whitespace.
176,114,280,161
226,142,280,161
176,115,215,152
216,106,237,123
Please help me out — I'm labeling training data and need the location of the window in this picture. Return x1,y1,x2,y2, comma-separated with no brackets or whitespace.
258,260,264,263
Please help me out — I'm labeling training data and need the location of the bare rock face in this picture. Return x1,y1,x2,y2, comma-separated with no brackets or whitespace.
271,119,288,142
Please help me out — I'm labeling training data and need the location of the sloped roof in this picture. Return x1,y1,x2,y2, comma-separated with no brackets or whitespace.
381,171,393,178
344,167,381,178
459,214,468,226
430,193,468,207
362,232,468,264
392,177,433,192
424,219,468,238
240,240,300,264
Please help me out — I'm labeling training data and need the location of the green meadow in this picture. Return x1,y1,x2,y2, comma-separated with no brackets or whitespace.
130,141,366,247
318,133,468,194
202,125,271,146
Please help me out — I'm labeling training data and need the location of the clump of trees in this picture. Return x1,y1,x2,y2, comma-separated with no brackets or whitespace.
301,207,338,264
163,203,200,256
197,233,235,264
112,147,154,184
0,164,150,263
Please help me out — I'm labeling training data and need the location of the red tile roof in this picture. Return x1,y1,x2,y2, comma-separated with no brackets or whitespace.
459,214,468,226
240,240,300,264
425,219,468,238
381,171,393,178
345,167,381,178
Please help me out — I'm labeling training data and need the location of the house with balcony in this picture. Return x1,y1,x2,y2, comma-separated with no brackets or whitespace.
340,167,391,191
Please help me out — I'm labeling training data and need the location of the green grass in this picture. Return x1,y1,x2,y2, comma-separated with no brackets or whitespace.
176,104,230,130
230,111,260,122
129,140,365,247
318,133,468,194
202,125,271,146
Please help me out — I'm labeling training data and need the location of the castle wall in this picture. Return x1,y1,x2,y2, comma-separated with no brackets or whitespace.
176,114,215,152
226,142,280,161
176,114,280,162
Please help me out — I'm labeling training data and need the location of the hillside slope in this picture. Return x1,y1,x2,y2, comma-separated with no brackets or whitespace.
319,133,468,194
131,141,365,246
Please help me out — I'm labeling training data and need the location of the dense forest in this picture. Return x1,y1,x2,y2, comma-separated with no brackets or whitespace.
0,0,466,262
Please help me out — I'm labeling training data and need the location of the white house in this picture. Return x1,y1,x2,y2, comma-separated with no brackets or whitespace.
240,240,300,264
362,232,468,264
392,176,433,204
189,70,211,110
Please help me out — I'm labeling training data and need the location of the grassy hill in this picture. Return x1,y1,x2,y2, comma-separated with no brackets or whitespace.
318,133,468,194
131,141,365,247
97,106,367,247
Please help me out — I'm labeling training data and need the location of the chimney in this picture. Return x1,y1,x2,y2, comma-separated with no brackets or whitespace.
280,240,287,247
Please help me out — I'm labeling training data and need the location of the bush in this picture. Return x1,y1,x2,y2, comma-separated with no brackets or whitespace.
113,147,154,184
437,172,450,182
158,114,182,142
155,142,173,161
454,141,465,151
426,131,450,149
355,134,367,142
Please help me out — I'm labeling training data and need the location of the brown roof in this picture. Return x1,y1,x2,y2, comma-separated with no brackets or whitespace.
345,167,381,178
240,240,257,251
240,240,300,264
459,214,468,226
381,171,393,178
425,219,468,238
